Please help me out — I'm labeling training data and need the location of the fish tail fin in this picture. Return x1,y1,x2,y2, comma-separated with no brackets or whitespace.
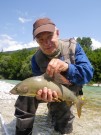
76,96,85,118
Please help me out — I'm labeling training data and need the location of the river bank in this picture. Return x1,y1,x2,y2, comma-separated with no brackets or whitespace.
0,99,101,135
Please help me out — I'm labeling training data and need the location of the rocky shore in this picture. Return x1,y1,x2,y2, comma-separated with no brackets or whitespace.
0,99,101,135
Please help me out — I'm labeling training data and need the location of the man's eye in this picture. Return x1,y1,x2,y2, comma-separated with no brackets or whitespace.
38,39,44,44
39,39,43,42
48,34,53,39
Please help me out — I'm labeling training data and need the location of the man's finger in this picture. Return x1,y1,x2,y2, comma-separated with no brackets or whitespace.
36,89,42,100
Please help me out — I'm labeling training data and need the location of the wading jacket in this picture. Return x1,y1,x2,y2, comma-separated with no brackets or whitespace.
31,38,94,94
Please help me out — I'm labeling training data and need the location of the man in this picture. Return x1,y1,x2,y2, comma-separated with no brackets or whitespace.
15,17,94,135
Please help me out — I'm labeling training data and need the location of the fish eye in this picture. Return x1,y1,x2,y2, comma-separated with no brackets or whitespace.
15,87,20,92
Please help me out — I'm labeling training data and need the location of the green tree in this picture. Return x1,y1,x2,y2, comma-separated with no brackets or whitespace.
76,37,92,52
90,48,101,83
19,55,33,80
0,55,12,79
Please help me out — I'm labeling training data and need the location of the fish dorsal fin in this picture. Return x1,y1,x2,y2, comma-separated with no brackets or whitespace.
44,73,72,85
53,73,72,85
43,73,53,81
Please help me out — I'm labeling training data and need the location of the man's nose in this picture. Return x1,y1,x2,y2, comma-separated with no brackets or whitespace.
44,39,51,46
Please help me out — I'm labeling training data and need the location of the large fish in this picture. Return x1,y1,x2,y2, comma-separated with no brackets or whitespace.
10,73,84,117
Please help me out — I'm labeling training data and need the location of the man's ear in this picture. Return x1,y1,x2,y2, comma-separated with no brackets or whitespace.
57,29,59,36
55,27,59,36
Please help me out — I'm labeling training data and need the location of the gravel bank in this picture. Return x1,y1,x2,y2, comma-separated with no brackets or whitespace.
0,100,101,135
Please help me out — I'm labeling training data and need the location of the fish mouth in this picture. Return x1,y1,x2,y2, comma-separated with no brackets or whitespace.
10,90,26,96
10,89,17,94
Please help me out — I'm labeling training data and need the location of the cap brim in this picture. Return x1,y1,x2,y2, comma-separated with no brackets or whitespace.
34,24,55,38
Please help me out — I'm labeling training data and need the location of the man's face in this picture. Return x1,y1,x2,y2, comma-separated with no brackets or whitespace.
35,29,59,55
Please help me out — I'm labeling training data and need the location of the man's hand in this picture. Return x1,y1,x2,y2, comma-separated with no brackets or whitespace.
36,87,58,102
46,58,68,77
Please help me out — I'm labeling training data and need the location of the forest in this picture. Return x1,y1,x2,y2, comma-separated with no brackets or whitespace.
0,37,101,84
